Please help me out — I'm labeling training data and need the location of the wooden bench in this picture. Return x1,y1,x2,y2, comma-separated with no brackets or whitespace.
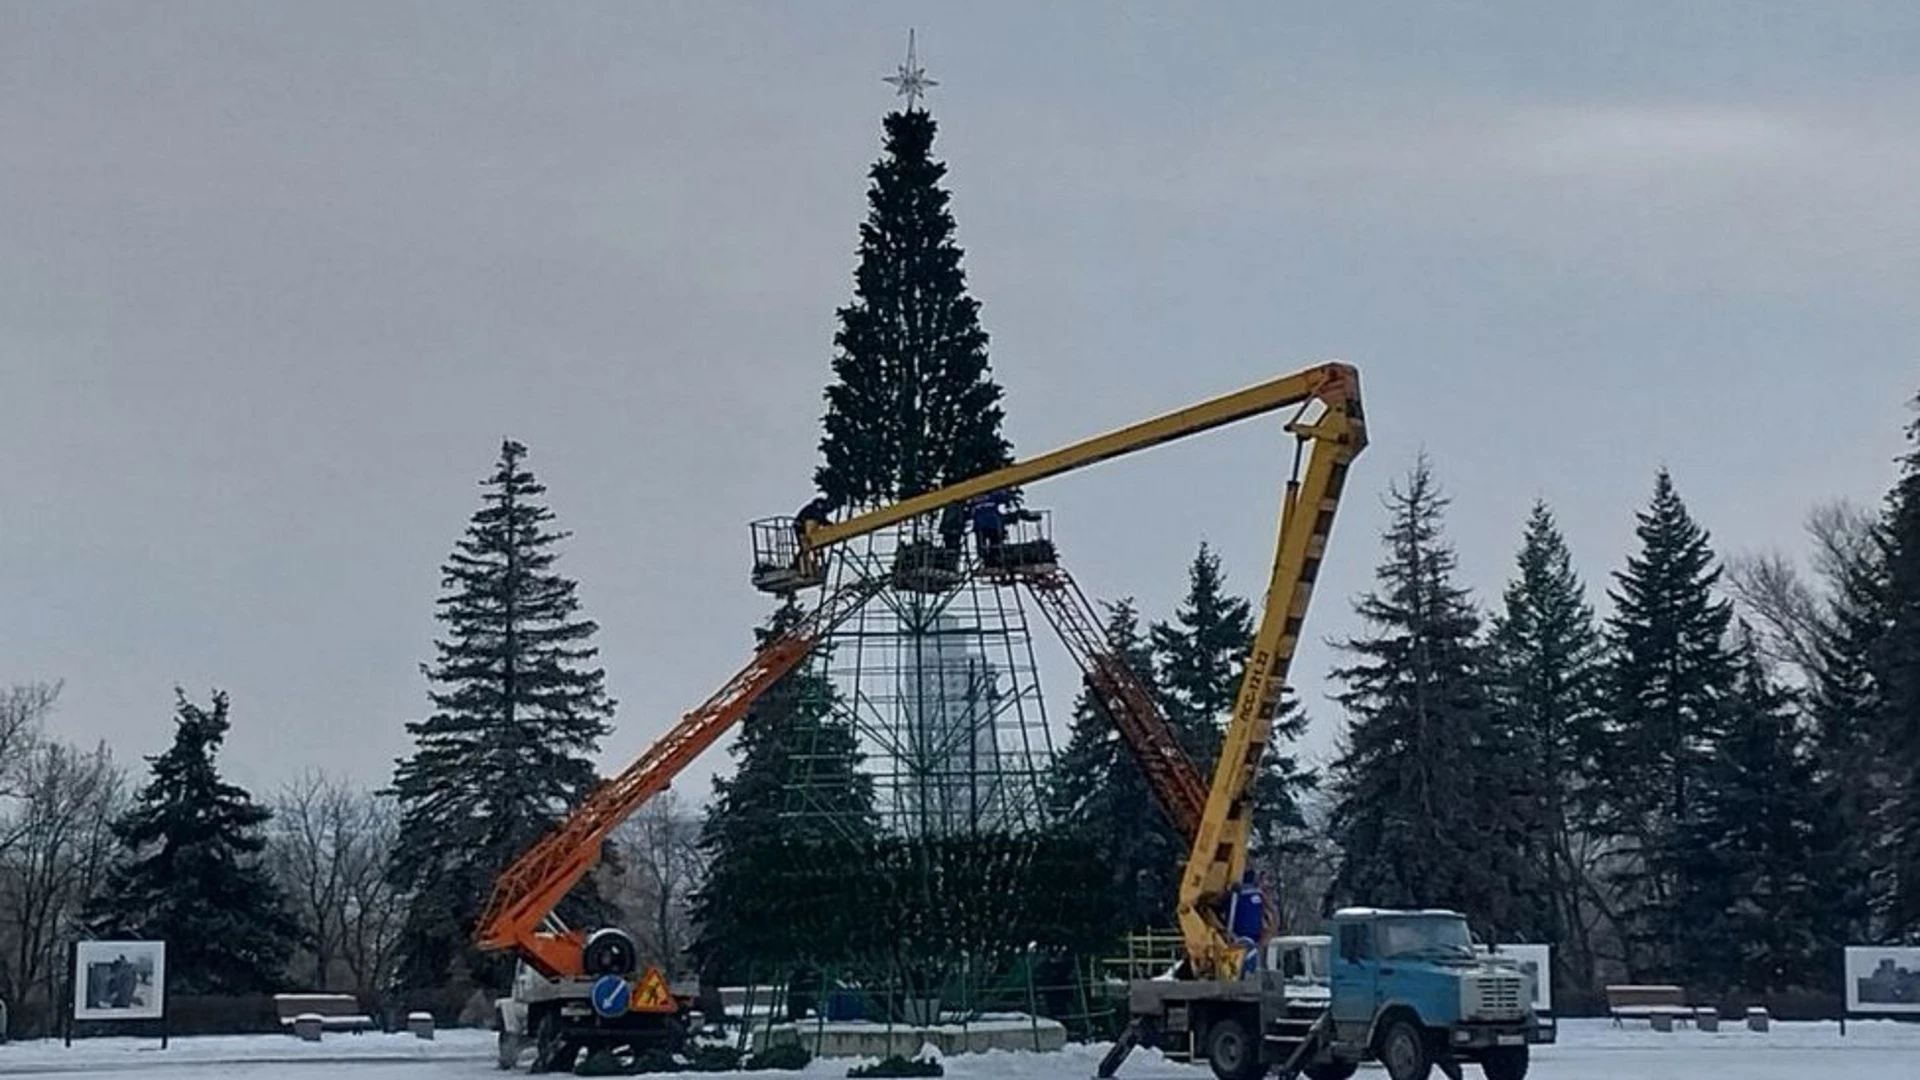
273,993,373,1035
1605,984,1691,1027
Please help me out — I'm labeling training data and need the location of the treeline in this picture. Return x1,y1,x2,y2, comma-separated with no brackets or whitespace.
1051,398,1920,1007
0,679,699,1038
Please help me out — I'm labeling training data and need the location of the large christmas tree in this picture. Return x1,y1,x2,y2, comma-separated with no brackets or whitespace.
814,98,1012,506
701,61,1102,997
386,439,615,989
86,689,300,994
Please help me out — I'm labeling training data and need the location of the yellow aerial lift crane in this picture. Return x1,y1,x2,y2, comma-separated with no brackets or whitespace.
480,361,1364,1073
757,360,1365,980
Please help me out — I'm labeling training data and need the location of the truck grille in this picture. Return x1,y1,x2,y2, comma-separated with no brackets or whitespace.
1471,974,1525,1019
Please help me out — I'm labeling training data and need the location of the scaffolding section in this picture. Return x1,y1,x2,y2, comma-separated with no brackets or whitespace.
802,510,1058,839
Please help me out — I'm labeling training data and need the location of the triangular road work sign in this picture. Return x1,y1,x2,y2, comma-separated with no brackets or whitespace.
629,965,674,1013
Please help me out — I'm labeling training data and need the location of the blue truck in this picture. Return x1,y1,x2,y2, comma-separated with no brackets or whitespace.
1112,908,1553,1080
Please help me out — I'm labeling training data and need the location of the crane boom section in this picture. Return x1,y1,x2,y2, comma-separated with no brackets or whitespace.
1175,386,1364,980
803,363,1360,555
1021,565,1208,838
475,578,881,978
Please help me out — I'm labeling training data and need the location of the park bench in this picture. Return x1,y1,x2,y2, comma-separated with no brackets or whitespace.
273,992,372,1036
1605,984,1692,1027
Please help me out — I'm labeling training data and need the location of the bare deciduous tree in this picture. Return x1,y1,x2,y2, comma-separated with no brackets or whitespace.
0,682,62,837
267,770,406,997
0,737,124,1037
1727,498,1879,685
597,791,703,976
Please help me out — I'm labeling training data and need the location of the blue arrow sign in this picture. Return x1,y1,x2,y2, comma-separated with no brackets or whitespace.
590,974,631,1018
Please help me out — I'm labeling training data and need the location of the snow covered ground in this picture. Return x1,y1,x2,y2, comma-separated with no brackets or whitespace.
2,1018,1916,1079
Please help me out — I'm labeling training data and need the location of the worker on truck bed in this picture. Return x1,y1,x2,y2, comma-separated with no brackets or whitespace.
1224,869,1266,975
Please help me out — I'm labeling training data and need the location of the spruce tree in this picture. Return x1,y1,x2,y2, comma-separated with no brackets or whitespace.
1151,543,1252,771
1671,628,1827,992
1325,457,1538,937
1597,468,1739,977
1150,543,1315,869
387,439,614,989
1048,598,1186,935
815,105,1012,506
1487,502,1607,976
689,598,876,981
1875,393,1920,940
1807,529,1889,946
86,689,299,993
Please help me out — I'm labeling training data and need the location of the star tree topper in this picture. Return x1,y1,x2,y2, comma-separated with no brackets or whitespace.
883,29,937,109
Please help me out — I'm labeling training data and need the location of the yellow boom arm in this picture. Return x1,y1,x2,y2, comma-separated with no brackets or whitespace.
1177,381,1363,980
802,362,1362,558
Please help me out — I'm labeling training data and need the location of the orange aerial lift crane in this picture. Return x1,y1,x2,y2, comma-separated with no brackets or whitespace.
480,360,1363,1073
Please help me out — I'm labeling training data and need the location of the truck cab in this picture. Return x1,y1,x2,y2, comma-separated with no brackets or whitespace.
1319,908,1550,1080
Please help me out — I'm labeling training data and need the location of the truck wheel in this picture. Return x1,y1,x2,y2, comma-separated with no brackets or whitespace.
1480,1046,1528,1080
1378,1018,1431,1080
1205,1015,1262,1080
495,1028,521,1070
1305,1063,1358,1080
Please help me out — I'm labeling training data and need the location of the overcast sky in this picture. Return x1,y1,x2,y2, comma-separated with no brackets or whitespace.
4,2,1916,807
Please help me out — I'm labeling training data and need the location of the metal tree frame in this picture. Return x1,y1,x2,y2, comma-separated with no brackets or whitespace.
784,511,1059,841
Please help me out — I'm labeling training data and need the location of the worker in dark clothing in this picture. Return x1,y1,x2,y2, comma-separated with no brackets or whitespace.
971,496,1005,563
792,494,837,569
938,501,967,556
794,495,834,540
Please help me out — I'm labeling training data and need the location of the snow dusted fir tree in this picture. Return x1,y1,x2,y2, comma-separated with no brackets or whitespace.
1487,502,1608,984
1594,469,1740,978
387,439,614,989
1325,457,1541,937
86,689,300,993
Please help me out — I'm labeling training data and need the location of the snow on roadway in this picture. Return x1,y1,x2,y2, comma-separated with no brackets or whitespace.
2,1019,1917,1079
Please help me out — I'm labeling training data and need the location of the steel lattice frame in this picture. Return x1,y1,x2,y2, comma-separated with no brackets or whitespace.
776,515,1058,841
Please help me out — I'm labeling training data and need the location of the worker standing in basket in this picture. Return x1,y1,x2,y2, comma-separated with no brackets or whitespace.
971,495,1006,563
793,494,835,545
938,500,967,557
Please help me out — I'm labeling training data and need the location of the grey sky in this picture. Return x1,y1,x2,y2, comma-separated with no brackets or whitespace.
4,2,1916,806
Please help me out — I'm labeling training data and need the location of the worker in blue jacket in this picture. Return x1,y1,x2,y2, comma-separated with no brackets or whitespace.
1225,869,1266,975
971,496,1006,561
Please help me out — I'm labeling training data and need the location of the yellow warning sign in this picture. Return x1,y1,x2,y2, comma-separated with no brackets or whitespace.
629,966,674,1013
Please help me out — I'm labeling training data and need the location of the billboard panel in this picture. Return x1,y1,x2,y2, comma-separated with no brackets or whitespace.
72,940,166,1021
1846,946,1920,1014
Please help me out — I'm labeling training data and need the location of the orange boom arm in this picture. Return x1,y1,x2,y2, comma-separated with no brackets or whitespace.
474,579,879,978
